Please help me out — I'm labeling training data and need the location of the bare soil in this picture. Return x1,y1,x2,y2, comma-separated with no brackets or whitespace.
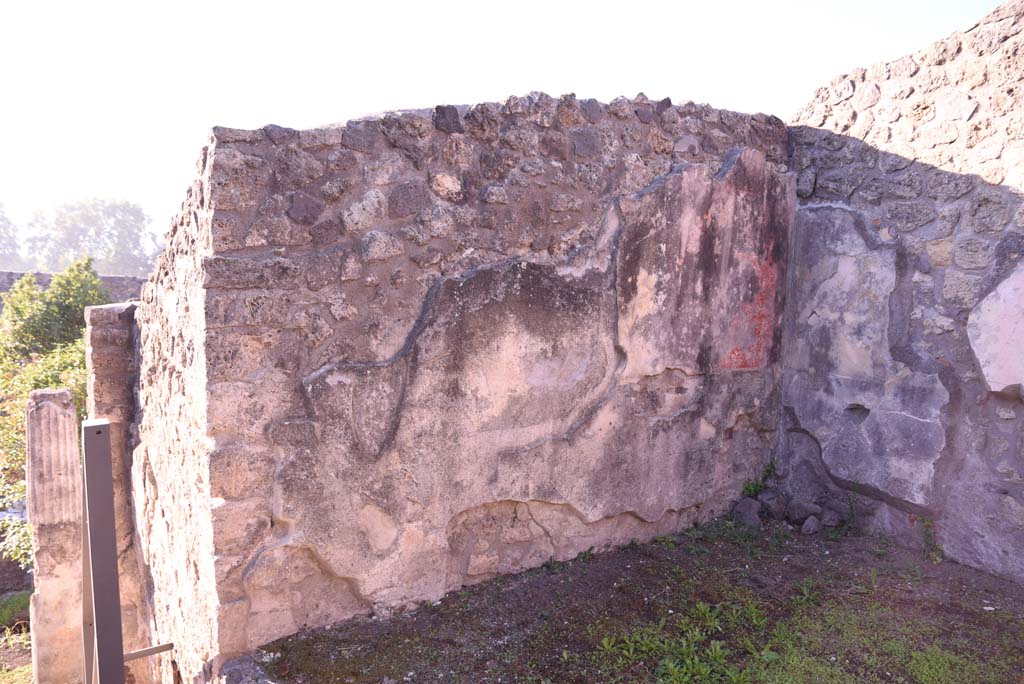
0,557,31,672
263,520,1024,684
0,642,29,673
0,559,29,597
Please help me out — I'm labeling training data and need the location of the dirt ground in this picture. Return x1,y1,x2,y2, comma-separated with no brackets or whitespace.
261,519,1024,684
0,558,29,597
0,557,31,673
0,642,29,675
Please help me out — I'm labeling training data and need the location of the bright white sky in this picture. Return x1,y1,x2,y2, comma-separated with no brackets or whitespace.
0,0,1002,237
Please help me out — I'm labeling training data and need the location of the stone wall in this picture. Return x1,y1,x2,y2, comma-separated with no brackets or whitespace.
0,271,144,309
130,95,794,682
63,5,1024,683
85,303,153,684
132,156,221,683
781,0,1024,581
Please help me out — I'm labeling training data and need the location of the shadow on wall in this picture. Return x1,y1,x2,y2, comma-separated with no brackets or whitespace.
777,125,1024,582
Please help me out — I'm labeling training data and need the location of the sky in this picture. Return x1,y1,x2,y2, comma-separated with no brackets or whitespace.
0,0,1003,237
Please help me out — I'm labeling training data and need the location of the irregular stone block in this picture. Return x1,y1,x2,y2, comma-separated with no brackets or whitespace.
202,256,301,290
209,148,272,212
942,269,983,307
969,192,1010,234
286,191,323,226
757,488,787,520
432,105,464,134
953,239,992,270
786,500,822,524
388,181,431,219
968,262,1024,397
885,201,937,232
732,497,762,531
801,516,823,535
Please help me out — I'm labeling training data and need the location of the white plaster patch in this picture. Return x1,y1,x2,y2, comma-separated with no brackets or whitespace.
968,263,1024,397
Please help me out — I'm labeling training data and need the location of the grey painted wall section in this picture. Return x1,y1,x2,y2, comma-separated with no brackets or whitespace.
779,0,1024,582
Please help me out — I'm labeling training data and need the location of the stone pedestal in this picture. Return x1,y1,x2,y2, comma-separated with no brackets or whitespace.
26,388,83,684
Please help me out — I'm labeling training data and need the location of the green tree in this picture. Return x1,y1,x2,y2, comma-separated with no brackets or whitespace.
38,259,111,351
0,258,110,362
0,338,88,569
0,205,28,272
28,199,158,277
0,258,108,568
0,276,45,362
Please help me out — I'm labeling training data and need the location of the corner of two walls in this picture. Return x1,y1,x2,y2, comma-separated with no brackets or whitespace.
81,9,1024,679
133,95,796,682
84,301,153,684
86,143,224,684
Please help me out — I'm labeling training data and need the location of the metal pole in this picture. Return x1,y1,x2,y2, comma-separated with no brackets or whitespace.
81,419,125,684
124,643,174,662
83,458,95,684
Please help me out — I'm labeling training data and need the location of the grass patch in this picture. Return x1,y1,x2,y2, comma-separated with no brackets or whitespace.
588,581,1020,683
746,600,1017,684
908,644,998,684
742,480,765,498
0,592,28,627
0,666,29,684
263,520,1024,684
593,605,760,683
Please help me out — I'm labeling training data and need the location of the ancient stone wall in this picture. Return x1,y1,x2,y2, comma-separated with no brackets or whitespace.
132,156,221,683
64,7,1024,684
131,94,794,682
85,303,153,684
781,0,1024,581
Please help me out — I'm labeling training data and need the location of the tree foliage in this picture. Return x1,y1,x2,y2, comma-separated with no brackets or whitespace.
0,205,27,272
0,258,110,362
27,199,158,277
0,258,109,568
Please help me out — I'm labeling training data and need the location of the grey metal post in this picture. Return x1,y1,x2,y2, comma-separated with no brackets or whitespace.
80,417,174,684
82,419,125,684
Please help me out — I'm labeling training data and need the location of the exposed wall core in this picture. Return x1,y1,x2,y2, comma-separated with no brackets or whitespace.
128,96,793,681
70,4,1024,683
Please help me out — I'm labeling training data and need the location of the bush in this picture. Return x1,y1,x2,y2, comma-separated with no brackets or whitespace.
0,588,29,626
0,339,90,570
0,257,109,363
0,258,108,568
0,277,45,363
0,338,88,485
0,520,31,572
